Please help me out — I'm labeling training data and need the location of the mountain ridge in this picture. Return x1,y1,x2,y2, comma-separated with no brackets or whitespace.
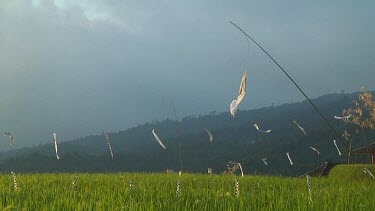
1,91,373,176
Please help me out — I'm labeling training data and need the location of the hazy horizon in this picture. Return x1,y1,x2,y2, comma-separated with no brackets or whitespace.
1,1,374,150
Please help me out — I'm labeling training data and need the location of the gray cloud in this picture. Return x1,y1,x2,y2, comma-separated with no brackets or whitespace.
0,0,374,150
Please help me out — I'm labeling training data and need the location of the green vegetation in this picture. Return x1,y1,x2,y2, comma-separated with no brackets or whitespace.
329,164,375,181
1,165,374,210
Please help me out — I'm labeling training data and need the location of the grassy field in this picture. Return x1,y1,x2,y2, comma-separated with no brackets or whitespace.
1,165,374,210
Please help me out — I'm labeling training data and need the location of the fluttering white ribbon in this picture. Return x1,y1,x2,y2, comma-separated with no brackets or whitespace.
105,132,114,159
334,114,351,120
253,124,271,133
309,146,320,155
238,163,244,177
333,140,341,156
261,158,268,165
293,120,307,135
151,129,167,149
53,132,60,160
363,168,375,179
204,128,213,143
286,152,293,165
230,71,247,117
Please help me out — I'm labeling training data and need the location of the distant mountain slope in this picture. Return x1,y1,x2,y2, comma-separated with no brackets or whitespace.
1,91,374,176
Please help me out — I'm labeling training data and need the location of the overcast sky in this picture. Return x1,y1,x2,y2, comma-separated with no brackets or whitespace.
0,0,374,149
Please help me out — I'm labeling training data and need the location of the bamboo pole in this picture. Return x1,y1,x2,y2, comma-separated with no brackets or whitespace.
229,21,348,151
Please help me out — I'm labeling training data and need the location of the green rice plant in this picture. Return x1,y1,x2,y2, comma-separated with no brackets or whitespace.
0,166,374,210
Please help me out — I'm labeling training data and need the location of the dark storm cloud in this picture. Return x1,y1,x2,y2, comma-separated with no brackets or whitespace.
0,0,374,149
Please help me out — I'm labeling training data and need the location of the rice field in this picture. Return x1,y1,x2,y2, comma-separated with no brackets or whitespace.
1,165,374,210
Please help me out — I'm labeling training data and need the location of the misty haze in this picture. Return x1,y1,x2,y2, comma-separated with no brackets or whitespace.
1,1,374,150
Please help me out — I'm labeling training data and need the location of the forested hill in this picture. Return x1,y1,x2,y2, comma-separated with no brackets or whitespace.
1,91,374,176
